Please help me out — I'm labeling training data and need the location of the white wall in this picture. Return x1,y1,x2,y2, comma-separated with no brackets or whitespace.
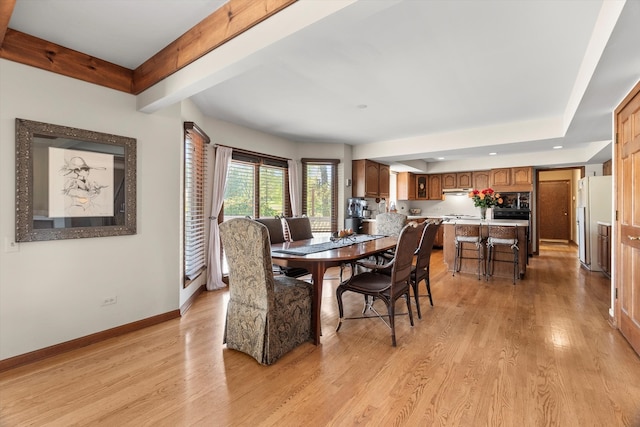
0,60,358,361
0,60,182,360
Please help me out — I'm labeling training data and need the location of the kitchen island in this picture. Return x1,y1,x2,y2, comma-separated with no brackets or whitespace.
443,219,529,279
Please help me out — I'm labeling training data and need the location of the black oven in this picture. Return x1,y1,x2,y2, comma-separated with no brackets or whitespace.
492,208,530,221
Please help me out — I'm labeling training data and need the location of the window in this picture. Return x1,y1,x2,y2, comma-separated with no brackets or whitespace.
183,122,209,284
223,150,290,219
302,159,339,233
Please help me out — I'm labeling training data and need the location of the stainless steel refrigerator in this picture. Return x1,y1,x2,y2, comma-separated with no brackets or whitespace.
576,176,612,271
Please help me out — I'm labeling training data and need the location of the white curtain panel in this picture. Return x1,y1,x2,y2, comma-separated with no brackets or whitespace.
206,146,232,290
288,159,300,217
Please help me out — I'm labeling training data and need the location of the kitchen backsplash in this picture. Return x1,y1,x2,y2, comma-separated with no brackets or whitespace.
395,194,479,217
365,193,485,217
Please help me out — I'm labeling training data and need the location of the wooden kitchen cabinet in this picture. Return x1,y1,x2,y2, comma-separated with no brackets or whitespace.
442,173,457,189
597,223,611,278
352,159,390,198
416,175,428,199
490,166,533,191
512,167,533,185
362,220,375,235
457,172,472,188
428,174,442,200
433,224,444,247
442,172,472,189
378,164,390,198
490,168,511,187
472,170,490,190
397,172,416,200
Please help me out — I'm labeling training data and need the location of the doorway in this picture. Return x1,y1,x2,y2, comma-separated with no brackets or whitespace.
539,180,571,242
536,167,583,252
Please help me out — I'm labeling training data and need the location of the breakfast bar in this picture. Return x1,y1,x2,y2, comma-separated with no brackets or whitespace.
442,219,529,279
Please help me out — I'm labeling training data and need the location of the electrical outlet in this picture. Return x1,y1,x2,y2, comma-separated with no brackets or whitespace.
101,296,117,306
4,237,19,253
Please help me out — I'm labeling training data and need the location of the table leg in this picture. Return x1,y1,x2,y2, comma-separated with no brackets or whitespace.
310,262,326,345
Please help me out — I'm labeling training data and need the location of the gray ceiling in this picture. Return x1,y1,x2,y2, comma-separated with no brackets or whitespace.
8,0,640,170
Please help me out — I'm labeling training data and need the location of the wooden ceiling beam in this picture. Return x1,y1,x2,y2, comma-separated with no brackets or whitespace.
0,29,134,93
132,0,297,94
0,0,16,45
0,0,297,95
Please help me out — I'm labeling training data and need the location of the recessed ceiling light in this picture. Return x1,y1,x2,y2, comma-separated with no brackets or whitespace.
553,145,563,149
437,157,445,160
489,152,497,156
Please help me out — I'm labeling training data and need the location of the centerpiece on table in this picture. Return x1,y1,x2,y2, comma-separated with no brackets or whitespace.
468,188,503,220
331,228,356,243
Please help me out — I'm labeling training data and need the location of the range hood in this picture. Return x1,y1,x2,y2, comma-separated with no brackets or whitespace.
442,188,472,195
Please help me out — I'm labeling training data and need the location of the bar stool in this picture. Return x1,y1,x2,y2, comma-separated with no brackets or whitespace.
452,224,484,280
486,225,519,284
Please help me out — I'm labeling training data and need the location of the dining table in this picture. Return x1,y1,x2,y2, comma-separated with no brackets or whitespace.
271,234,398,345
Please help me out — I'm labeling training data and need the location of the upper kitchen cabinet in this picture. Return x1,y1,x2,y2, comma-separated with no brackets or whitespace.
442,173,457,189
416,174,441,200
428,174,442,200
416,175,428,199
352,159,390,198
472,170,490,190
512,167,532,186
490,166,533,191
378,164,390,198
442,172,472,189
490,168,511,187
397,172,416,200
457,172,472,188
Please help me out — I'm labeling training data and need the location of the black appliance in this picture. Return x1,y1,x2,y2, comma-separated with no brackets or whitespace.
346,197,366,234
345,217,363,234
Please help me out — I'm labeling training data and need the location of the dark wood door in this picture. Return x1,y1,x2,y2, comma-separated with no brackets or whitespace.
539,180,570,241
616,81,640,357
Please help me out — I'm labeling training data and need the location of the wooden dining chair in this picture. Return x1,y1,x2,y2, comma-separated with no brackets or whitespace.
410,219,442,319
335,223,420,346
282,216,314,241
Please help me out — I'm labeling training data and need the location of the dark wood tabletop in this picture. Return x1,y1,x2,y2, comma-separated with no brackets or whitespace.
271,235,398,345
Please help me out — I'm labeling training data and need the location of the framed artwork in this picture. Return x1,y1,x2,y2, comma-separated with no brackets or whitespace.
15,118,137,242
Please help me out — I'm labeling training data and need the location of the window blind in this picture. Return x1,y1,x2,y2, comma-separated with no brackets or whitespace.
184,122,210,283
302,159,339,233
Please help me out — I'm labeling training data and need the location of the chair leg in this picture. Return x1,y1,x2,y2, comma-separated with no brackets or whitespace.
486,244,492,280
335,287,346,331
405,293,414,327
388,299,396,347
513,247,519,285
425,274,433,306
412,281,422,319
452,243,459,276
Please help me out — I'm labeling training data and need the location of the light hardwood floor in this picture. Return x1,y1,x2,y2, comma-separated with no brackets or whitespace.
2,244,640,426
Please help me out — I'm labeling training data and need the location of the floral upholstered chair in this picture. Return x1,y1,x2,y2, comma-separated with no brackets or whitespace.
375,212,407,236
219,218,313,365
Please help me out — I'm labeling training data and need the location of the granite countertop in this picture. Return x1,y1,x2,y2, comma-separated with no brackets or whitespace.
596,221,612,227
365,214,445,221
444,219,529,227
